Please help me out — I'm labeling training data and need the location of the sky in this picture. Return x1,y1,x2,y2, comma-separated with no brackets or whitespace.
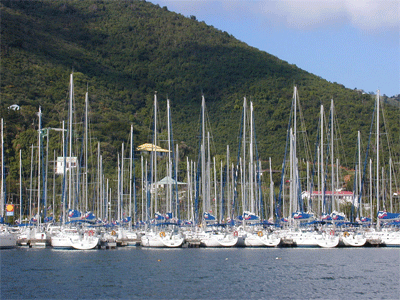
150,0,400,97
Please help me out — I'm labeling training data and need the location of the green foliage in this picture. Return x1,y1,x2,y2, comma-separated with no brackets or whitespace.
1,0,399,201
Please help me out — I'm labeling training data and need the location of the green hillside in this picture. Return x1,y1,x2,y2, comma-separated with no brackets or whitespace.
1,0,399,201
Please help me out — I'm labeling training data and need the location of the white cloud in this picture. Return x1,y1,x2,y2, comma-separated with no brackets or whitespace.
155,0,400,32
344,0,399,31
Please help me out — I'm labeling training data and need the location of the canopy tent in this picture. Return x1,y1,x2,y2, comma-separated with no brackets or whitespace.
156,176,186,185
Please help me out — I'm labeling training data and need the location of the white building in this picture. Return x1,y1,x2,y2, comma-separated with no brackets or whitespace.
56,157,77,174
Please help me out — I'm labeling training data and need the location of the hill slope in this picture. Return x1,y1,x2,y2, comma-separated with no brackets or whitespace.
1,0,399,190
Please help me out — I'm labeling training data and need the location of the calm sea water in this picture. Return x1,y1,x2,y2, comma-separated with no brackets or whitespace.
1,247,399,299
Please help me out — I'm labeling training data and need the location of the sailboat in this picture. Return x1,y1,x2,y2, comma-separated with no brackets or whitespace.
140,95,184,248
0,119,17,248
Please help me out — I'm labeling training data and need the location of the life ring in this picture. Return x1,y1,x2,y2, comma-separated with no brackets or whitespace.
87,230,94,236
330,230,335,236
160,231,166,238
343,231,350,237
257,231,263,237
233,231,238,237
111,230,116,236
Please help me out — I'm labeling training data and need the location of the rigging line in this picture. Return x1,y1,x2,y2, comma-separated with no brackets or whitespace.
277,94,294,220
296,89,312,164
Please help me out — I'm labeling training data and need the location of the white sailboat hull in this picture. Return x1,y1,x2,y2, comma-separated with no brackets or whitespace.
70,235,99,250
0,230,17,248
341,232,367,247
316,234,339,248
141,231,184,248
199,232,238,247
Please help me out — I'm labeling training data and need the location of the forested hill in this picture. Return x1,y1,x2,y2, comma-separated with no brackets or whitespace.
1,0,399,180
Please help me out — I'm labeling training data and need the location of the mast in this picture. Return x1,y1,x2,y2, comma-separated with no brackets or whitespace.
61,121,66,225
84,91,88,212
320,105,324,214
201,96,206,219
226,145,230,219
389,157,392,212
53,150,56,220
141,155,144,221
331,99,335,212
187,157,190,221
121,142,124,221
207,131,211,214
117,153,120,222
242,97,247,214
37,106,42,225
68,74,73,211
376,91,380,228
293,87,298,213
250,101,254,213
167,99,172,213
269,157,274,221
29,144,34,219
154,93,158,215
44,126,49,219
369,158,373,222
214,156,217,219
19,149,22,223
358,131,361,216
130,124,133,226
1,118,4,218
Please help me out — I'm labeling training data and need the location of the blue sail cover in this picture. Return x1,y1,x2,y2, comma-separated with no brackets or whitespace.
292,211,313,220
377,211,400,220
165,212,173,220
203,212,216,221
123,216,132,223
243,212,260,221
68,209,81,220
321,214,332,221
44,216,53,223
0,216,3,224
155,212,165,220
360,217,371,223
84,212,96,221
331,212,346,221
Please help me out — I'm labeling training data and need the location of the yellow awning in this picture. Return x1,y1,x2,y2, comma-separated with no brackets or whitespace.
136,143,170,153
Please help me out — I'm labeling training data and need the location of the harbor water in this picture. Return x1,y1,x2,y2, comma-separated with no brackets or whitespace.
1,247,399,299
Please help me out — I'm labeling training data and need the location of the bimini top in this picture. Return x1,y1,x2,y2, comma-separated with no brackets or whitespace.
136,143,170,153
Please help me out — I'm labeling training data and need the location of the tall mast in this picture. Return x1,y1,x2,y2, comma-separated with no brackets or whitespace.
331,99,335,212
250,101,254,213
376,91,380,228
358,131,361,216
61,121,66,225
154,93,158,215
1,118,4,218
68,73,73,210
320,105,324,214
19,149,22,223
242,97,247,213
85,91,88,212
121,142,124,221
117,153,120,222
130,124,133,225
226,145,230,219
207,131,211,213
37,106,42,224
167,99,172,213
293,87,297,213
269,157,274,221
201,96,206,218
